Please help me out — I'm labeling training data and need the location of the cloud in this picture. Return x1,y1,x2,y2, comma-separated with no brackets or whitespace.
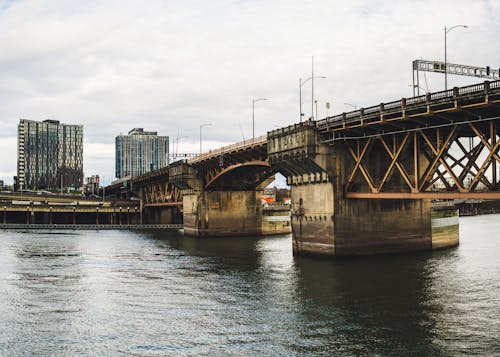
0,136,17,183
0,0,498,184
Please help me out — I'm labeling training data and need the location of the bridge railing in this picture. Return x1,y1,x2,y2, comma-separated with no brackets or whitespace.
491,81,500,89
316,79,500,130
188,135,267,164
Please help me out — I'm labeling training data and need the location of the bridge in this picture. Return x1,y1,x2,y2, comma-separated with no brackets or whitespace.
107,80,499,257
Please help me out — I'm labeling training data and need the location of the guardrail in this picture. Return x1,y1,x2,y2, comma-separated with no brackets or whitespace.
189,135,267,163
316,79,500,130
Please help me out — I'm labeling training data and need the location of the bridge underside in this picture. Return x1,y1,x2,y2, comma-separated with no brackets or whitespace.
268,82,500,257
318,83,500,199
205,161,274,191
182,138,289,237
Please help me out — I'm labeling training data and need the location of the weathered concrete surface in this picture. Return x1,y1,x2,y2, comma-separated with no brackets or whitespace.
290,183,433,257
184,190,263,237
334,199,432,256
291,182,334,256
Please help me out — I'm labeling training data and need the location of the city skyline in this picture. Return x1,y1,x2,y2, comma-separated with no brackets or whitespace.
1,1,499,185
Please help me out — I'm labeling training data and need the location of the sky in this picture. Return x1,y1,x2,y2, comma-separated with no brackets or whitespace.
0,0,499,185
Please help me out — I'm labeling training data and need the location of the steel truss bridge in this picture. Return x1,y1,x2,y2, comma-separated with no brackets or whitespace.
110,80,500,204
316,80,500,199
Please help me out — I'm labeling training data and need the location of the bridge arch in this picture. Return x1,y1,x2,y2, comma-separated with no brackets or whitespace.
205,160,273,190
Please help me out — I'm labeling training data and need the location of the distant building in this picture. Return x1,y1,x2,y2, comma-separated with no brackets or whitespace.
115,128,169,179
0,180,4,189
84,174,100,196
17,119,83,191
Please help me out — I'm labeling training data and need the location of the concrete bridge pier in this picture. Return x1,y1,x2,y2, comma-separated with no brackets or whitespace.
183,189,265,237
293,183,458,257
173,143,288,237
269,124,459,257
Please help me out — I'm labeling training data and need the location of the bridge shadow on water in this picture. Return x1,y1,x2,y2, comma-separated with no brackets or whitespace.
139,230,266,273
131,221,500,355
290,250,451,355
138,229,460,354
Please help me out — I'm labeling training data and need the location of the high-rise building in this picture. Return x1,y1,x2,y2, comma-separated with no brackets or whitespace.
115,128,169,179
17,119,83,191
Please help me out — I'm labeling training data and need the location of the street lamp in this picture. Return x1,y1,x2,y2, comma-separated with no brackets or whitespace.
199,123,211,154
173,135,187,160
344,102,358,110
299,75,326,122
444,24,468,90
252,98,267,140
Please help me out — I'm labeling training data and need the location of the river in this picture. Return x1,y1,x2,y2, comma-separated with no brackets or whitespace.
0,214,499,355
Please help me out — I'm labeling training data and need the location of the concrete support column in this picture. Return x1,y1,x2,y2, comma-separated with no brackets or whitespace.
292,183,459,257
183,190,263,237
291,182,335,256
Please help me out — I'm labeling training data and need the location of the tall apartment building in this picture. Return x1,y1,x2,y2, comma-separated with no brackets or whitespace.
17,119,83,190
115,128,169,179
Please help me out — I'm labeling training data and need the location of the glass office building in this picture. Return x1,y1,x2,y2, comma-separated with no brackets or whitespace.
115,128,169,179
17,119,83,190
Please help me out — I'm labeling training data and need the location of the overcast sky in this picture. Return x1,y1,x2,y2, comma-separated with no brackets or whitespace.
0,0,498,185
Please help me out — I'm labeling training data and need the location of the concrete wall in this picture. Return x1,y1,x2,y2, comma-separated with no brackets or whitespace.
291,182,335,256
334,198,432,256
183,190,264,237
183,192,201,236
290,180,454,257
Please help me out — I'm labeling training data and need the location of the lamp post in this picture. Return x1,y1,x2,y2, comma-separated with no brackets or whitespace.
299,75,326,122
199,123,212,154
252,98,267,140
173,135,187,161
176,136,187,155
444,24,468,90
344,102,357,110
